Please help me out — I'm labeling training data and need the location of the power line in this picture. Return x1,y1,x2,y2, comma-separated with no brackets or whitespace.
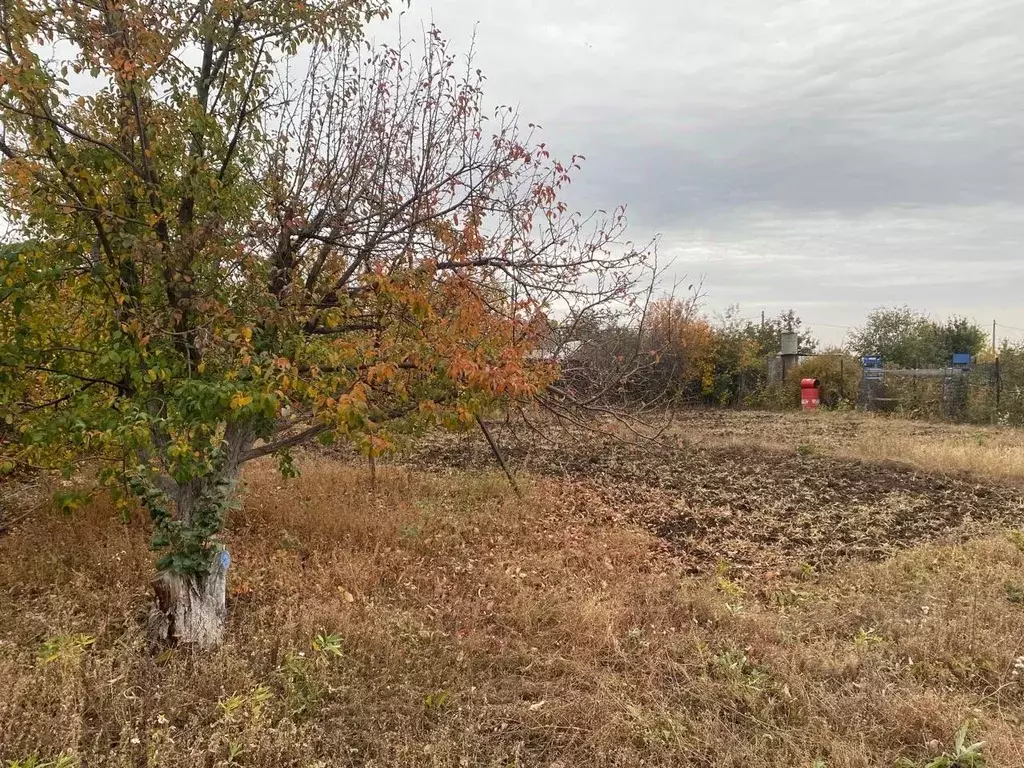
805,321,854,330
719,312,853,331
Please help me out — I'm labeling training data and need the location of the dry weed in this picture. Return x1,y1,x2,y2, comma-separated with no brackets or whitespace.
668,410,1024,483
2,451,1024,766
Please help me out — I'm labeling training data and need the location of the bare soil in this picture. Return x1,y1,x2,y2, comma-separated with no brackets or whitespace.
403,428,1024,574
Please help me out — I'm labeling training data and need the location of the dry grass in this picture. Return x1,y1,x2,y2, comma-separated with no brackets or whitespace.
3,445,1024,766
668,409,1024,484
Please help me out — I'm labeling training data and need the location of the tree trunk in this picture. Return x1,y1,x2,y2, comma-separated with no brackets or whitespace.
143,422,252,649
147,549,230,650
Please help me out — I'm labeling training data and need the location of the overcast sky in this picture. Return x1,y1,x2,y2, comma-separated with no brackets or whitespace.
372,0,1024,346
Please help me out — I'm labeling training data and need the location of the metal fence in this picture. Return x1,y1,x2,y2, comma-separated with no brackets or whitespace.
645,351,1024,426
857,359,1024,425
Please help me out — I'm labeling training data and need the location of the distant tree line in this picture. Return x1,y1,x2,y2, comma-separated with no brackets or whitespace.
847,307,988,368
560,294,820,408
560,299,996,411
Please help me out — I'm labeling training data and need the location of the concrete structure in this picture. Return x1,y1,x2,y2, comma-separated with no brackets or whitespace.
780,331,800,381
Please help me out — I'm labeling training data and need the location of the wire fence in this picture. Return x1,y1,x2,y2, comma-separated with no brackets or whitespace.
859,358,1024,425
673,354,1024,427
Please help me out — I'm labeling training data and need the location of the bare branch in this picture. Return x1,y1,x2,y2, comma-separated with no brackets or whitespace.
241,423,329,462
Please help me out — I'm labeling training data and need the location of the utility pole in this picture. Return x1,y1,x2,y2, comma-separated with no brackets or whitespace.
993,320,997,353
761,310,765,330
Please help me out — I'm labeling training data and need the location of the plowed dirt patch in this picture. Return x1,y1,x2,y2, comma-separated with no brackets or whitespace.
403,432,1024,573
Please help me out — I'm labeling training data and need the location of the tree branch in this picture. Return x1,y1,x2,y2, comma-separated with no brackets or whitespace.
23,365,126,392
241,423,329,462
0,99,142,174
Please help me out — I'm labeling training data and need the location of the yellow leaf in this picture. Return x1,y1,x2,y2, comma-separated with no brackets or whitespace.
230,393,253,410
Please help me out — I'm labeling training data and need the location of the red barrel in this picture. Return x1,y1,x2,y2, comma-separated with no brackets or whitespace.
800,378,820,411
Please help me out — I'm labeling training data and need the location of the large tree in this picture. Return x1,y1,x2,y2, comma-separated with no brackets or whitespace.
849,307,986,368
0,2,653,647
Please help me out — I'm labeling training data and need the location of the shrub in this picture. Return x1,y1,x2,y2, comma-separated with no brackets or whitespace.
787,354,860,409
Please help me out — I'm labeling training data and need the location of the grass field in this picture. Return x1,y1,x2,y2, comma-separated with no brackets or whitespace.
668,409,1024,484
2,411,1024,767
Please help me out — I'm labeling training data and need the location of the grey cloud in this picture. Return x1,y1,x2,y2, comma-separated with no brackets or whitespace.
555,4,1024,221
377,1,1024,337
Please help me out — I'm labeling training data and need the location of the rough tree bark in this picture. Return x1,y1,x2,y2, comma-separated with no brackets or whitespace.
147,549,230,650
